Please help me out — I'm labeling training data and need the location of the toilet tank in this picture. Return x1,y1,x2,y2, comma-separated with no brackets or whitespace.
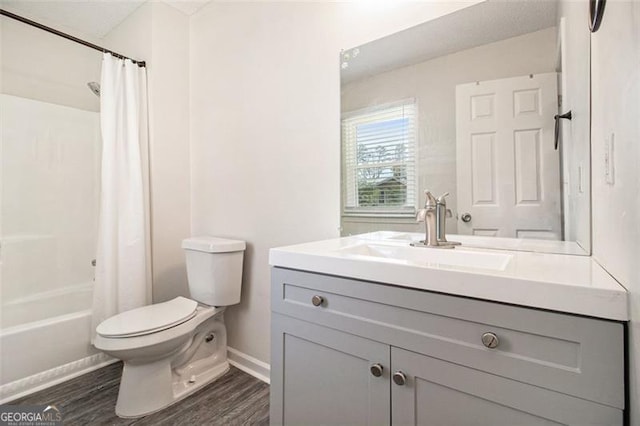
182,236,246,306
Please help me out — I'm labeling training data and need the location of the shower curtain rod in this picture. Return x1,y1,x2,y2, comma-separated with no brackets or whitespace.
0,9,146,67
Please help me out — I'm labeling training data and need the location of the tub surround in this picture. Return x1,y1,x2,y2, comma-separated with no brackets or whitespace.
269,232,628,321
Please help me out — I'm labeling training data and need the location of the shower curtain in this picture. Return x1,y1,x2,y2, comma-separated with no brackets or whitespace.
92,53,150,335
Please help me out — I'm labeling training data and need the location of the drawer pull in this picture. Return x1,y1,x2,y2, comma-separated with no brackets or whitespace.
392,371,407,386
370,363,383,377
311,295,324,307
481,332,500,349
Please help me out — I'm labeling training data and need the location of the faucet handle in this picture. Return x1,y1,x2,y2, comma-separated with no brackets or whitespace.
436,192,450,204
423,190,437,207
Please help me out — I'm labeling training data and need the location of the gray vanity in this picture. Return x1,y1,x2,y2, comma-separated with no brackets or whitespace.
270,0,628,423
269,233,628,425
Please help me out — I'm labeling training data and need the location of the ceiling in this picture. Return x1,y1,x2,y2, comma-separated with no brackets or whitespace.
0,0,212,39
341,0,559,84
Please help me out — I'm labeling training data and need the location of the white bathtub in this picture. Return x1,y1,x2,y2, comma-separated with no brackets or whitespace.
0,95,108,402
0,285,112,403
1,282,93,328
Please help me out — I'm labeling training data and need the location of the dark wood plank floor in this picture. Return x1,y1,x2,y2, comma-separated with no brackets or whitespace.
13,362,269,425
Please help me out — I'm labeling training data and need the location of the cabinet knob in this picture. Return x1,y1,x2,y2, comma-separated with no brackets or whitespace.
392,371,407,386
370,363,383,377
311,295,324,307
481,332,500,349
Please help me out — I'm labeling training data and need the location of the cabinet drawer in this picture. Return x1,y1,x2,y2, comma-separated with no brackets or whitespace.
272,267,625,409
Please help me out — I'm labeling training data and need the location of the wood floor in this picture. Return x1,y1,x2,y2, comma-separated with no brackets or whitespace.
13,362,270,425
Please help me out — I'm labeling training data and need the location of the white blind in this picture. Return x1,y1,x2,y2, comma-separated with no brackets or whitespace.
342,100,417,216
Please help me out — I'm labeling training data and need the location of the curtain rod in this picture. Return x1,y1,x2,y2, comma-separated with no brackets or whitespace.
0,9,146,67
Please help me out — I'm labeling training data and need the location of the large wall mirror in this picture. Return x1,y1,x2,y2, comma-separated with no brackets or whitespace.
340,0,591,255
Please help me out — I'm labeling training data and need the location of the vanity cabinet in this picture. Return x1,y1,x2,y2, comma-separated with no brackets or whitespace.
271,315,390,425
391,347,621,425
270,268,625,425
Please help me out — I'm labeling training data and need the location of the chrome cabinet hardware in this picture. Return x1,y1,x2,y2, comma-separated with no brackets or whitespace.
311,295,324,307
481,332,500,349
461,213,472,223
393,371,407,386
370,363,384,377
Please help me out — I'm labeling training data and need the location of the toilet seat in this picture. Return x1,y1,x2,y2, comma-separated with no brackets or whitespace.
96,297,198,338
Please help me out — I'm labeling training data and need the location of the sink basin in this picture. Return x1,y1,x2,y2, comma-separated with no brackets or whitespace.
380,233,420,242
336,243,512,271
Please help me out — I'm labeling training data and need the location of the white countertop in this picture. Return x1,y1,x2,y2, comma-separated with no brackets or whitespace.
269,232,628,321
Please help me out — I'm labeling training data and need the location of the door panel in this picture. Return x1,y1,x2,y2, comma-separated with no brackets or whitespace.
470,132,497,204
271,314,390,426
456,73,561,239
391,347,621,426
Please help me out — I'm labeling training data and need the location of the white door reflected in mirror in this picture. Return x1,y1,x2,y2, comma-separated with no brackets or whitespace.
456,73,560,240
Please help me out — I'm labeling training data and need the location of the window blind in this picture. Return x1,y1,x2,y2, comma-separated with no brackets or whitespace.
342,100,417,216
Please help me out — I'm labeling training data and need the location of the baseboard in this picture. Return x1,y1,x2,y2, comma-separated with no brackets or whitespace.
227,347,270,384
0,353,116,404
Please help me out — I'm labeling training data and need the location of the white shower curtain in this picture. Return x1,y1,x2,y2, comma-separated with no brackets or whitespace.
92,53,150,335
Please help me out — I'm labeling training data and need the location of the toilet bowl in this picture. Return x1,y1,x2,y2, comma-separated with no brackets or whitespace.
94,237,245,418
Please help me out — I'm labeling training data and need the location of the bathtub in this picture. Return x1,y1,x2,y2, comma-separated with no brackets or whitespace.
0,95,108,402
0,283,113,403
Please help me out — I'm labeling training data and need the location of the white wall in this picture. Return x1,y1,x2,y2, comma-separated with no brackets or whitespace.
590,1,640,423
0,14,101,111
103,2,191,303
189,1,481,364
341,27,557,236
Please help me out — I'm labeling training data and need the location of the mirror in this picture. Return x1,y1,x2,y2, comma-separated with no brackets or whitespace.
340,0,591,255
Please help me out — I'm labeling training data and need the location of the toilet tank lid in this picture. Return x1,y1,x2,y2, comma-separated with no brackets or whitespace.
182,236,246,253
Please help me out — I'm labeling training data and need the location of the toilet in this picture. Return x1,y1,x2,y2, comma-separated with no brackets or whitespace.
94,236,245,418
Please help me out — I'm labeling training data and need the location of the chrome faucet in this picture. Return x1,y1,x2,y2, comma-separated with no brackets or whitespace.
415,190,439,247
411,190,458,249
436,193,460,246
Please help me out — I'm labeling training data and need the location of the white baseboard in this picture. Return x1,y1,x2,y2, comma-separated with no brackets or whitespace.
0,353,117,404
227,347,270,384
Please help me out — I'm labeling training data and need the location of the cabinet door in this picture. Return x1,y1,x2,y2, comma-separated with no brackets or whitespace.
391,347,621,426
271,314,390,426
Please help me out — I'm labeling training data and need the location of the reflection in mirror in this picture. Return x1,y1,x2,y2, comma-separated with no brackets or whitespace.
340,0,591,255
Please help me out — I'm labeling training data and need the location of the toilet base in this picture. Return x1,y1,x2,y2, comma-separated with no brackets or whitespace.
112,312,230,418
115,360,230,418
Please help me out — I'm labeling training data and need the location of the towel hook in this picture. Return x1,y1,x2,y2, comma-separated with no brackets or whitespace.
554,111,572,150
